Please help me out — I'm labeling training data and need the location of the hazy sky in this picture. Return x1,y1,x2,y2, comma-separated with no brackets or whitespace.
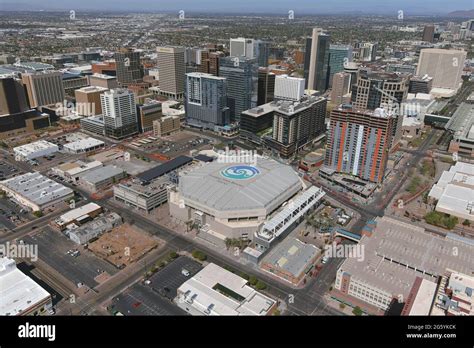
1,0,472,15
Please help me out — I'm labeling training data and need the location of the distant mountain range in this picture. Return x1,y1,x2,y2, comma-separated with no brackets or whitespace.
447,9,474,18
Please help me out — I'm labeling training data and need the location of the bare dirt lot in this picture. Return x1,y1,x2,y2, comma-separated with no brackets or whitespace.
88,224,160,268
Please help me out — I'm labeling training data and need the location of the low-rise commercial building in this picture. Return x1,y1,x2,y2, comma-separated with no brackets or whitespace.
175,263,277,315
432,270,474,316
153,115,180,137
80,165,126,192
13,140,58,162
0,172,74,212
261,237,320,285
428,161,474,222
80,115,106,136
65,212,122,245
52,160,103,181
114,178,170,213
63,137,105,154
52,202,103,231
0,257,52,316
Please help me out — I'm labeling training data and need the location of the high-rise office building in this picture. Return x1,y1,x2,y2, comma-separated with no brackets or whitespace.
74,86,108,116
330,72,351,106
422,25,435,43
355,42,378,62
21,71,65,108
100,89,138,139
257,68,275,105
209,52,225,76
230,38,254,58
156,47,186,100
137,100,162,133
256,40,270,67
0,77,29,116
324,106,395,183
304,28,331,92
230,38,269,67
274,75,305,102
416,48,466,92
328,44,352,88
197,49,210,74
351,70,409,149
266,96,327,158
114,48,144,86
219,56,258,122
185,72,229,129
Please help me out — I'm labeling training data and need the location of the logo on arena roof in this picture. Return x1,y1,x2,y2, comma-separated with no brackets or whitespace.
221,165,260,180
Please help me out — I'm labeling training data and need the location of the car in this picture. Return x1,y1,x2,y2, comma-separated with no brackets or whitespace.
181,269,190,277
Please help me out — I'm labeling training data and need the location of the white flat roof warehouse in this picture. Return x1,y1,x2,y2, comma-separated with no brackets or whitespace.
0,172,74,211
176,263,276,315
0,258,51,316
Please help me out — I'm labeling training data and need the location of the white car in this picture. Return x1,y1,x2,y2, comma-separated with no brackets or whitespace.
181,269,190,277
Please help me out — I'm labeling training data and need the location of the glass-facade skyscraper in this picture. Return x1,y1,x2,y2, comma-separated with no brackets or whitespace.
219,56,258,122
304,28,331,92
328,44,352,88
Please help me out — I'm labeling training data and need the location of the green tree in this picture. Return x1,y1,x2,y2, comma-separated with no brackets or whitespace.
169,251,178,259
249,275,258,286
462,220,471,227
33,210,43,218
192,250,207,261
255,280,267,290
352,306,363,316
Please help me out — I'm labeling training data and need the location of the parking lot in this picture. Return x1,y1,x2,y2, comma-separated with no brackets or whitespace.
148,256,202,300
23,227,118,288
127,131,214,158
110,284,187,316
0,197,33,231
0,161,22,180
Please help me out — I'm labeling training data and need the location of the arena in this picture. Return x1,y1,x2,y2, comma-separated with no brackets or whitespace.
169,156,303,244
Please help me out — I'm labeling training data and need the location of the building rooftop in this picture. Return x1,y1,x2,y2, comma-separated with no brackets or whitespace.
63,137,105,152
263,238,320,279
117,177,170,197
179,156,302,213
338,217,474,300
0,257,50,316
0,172,73,207
176,263,276,315
75,86,108,94
138,156,192,184
428,161,474,220
13,61,54,72
81,165,124,185
55,202,102,226
404,278,438,315
90,73,117,80
445,103,474,141
13,140,58,158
